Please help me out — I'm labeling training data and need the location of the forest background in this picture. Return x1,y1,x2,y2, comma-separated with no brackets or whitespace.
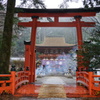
0,0,100,73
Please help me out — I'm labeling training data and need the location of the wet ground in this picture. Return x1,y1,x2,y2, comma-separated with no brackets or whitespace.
0,75,99,100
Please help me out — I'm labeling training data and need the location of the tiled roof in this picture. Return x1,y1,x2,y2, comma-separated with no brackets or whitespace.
36,37,75,47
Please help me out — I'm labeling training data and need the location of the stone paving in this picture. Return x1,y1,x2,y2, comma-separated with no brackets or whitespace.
35,75,76,86
43,76,67,84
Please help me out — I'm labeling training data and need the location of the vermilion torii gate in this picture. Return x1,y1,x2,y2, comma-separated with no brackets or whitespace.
15,8,99,83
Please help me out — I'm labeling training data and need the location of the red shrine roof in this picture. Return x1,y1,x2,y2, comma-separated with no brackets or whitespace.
36,37,75,47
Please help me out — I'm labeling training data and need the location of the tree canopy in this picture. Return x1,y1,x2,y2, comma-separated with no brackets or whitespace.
0,0,45,74
0,0,100,74
77,18,100,69
60,0,100,8
17,0,45,8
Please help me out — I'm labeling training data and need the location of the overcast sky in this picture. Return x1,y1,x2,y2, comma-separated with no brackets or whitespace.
16,0,83,8
44,0,83,8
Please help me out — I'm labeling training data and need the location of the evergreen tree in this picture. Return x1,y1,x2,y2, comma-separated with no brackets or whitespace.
0,0,16,74
19,0,45,9
78,25,100,69
0,0,4,10
60,0,100,8
83,0,100,8
0,0,45,74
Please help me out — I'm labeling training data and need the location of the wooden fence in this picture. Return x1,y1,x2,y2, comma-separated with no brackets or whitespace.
0,70,100,96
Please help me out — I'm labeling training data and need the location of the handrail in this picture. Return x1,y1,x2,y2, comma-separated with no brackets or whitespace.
0,74,11,77
0,71,30,95
15,71,29,89
76,71,89,88
92,75,100,91
76,71,100,95
0,74,12,94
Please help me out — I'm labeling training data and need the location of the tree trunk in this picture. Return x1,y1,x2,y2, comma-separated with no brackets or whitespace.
0,0,15,74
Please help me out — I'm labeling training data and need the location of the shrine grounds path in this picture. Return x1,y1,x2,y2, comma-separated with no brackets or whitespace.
35,75,76,86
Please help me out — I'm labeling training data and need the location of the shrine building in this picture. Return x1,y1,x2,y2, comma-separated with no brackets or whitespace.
36,37,76,59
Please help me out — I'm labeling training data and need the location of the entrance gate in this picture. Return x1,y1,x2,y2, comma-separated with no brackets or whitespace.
15,8,99,83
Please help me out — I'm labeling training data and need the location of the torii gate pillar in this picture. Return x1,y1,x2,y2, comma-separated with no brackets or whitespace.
74,16,83,49
74,16,83,71
30,16,38,82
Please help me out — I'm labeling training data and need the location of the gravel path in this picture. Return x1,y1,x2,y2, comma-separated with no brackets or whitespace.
35,75,76,86
43,76,66,84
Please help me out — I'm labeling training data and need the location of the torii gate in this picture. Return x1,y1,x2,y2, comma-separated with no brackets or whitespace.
15,8,99,83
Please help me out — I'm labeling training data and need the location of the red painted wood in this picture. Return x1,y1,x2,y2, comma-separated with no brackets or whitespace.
18,21,32,27
24,45,30,71
30,18,38,82
81,22,95,27
14,84,91,97
18,21,95,27
54,17,58,22
11,71,16,95
18,12,96,17
18,21,76,27
75,17,83,70
75,17,83,49
37,22,76,27
89,72,93,95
